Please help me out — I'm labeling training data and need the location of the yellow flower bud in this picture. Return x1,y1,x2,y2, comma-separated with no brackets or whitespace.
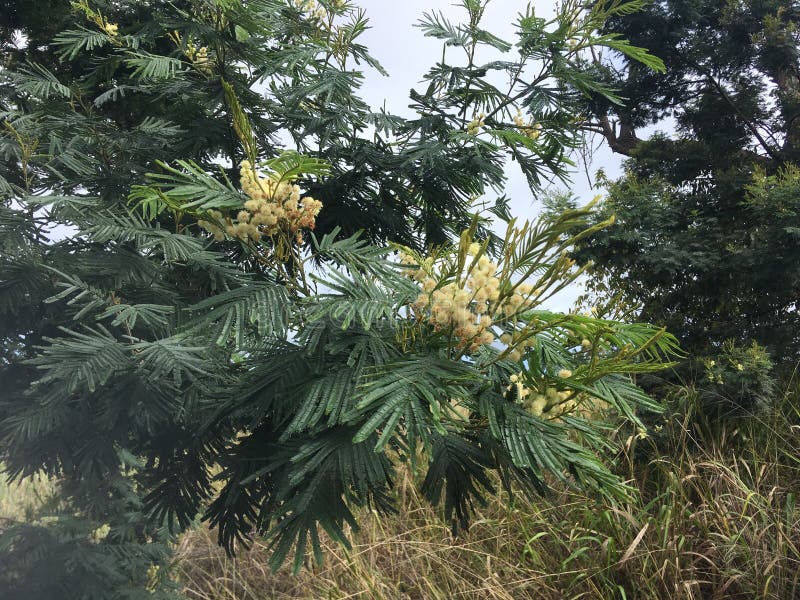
531,397,547,416
454,289,471,305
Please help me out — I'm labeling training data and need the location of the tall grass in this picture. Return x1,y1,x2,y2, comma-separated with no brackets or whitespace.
176,385,800,600
2,387,797,599
0,471,57,524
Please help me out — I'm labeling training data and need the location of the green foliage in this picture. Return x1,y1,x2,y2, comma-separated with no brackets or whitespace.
0,0,672,597
572,0,800,376
185,281,290,346
130,160,246,217
697,341,776,418
176,383,800,599
8,63,73,99
572,164,800,366
168,207,678,572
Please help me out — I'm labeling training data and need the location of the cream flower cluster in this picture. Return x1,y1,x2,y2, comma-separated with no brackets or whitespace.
498,282,539,316
424,281,495,352
507,373,578,419
291,0,328,20
408,245,499,353
146,564,160,593
88,523,111,544
404,242,548,355
513,110,541,141
197,210,226,241
186,41,211,72
168,31,213,73
74,1,119,38
466,113,485,135
399,252,430,282
198,161,323,244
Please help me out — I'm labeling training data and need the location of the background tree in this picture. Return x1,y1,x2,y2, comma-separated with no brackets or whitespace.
569,0,800,380
0,1,670,597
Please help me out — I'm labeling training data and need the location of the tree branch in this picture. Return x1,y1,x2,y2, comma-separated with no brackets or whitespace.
594,114,642,156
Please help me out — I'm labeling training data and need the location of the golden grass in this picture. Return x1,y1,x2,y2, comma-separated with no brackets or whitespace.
3,393,798,599
0,471,57,524
175,419,800,600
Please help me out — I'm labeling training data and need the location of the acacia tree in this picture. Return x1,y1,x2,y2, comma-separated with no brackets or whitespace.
0,1,673,597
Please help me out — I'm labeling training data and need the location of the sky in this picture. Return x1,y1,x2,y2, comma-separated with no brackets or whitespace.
349,0,628,310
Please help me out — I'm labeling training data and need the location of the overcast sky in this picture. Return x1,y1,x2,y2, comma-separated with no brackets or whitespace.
350,0,627,310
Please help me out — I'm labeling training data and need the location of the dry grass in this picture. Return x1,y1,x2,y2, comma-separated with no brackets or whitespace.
2,394,798,599
175,410,800,600
0,471,57,524
175,471,561,600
